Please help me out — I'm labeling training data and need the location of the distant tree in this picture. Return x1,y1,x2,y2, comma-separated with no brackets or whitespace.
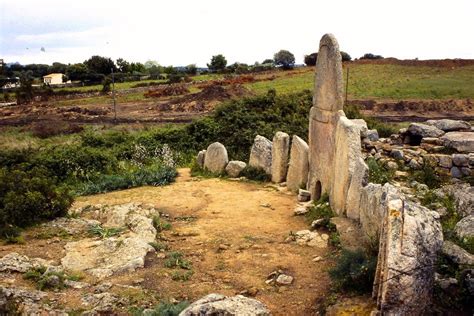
186,64,197,76
273,50,295,70
129,62,146,74
66,63,89,82
207,54,227,73
304,53,318,66
340,51,352,61
101,76,111,93
23,64,50,78
15,71,34,104
116,58,130,73
262,59,274,65
49,62,67,74
84,55,116,75
360,53,383,60
163,66,175,75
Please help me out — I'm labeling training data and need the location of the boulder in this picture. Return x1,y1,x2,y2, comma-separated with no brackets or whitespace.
297,189,311,202
407,123,445,138
426,119,471,132
441,132,474,153
442,241,474,266
452,154,469,167
196,150,206,168
225,161,246,178
249,135,272,175
286,135,309,192
271,132,290,183
0,253,53,273
437,183,474,217
451,166,462,178
179,294,270,316
204,142,228,174
454,215,474,239
367,129,379,141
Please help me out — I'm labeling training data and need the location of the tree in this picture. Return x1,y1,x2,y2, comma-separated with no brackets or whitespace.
15,71,34,104
207,54,227,73
340,51,352,62
49,62,67,74
84,55,116,75
186,64,197,76
360,53,383,60
262,59,274,65
116,58,130,73
304,53,318,66
273,50,295,70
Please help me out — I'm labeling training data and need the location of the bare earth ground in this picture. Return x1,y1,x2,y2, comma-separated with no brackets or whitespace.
0,169,336,315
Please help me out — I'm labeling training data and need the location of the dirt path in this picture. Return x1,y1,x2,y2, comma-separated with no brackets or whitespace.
72,168,332,315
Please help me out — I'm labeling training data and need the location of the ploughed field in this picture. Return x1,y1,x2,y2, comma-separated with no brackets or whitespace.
1,61,474,128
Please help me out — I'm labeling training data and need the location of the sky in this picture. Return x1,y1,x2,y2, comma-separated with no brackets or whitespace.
1,0,473,67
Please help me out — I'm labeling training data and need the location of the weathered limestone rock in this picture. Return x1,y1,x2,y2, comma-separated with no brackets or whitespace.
286,135,309,192
196,150,206,168
61,204,157,280
454,215,474,239
203,142,228,174
345,157,369,220
437,183,474,217
0,253,53,273
271,132,290,183
294,230,327,248
367,129,379,141
407,123,445,138
373,193,443,315
332,117,368,216
426,119,471,132
442,241,474,266
308,33,344,200
225,160,246,178
297,189,311,202
351,119,368,137
441,132,474,153
179,293,270,316
0,286,66,315
82,292,128,314
249,135,272,175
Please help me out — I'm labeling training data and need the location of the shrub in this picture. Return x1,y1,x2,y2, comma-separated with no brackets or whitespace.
164,251,192,270
344,103,397,138
152,216,172,232
0,167,73,237
305,193,332,225
171,270,193,281
411,162,444,189
147,301,190,316
329,248,377,293
367,158,393,184
30,122,84,139
240,166,270,182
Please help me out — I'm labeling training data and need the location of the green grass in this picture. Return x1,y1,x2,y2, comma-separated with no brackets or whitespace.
246,64,474,100
53,79,167,93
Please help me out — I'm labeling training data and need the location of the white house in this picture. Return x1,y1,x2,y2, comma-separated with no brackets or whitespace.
43,73,64,85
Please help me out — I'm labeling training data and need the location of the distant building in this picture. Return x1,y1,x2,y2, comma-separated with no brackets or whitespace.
43,73,64,85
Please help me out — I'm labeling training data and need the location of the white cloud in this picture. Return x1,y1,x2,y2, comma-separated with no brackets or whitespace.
1,0,473,66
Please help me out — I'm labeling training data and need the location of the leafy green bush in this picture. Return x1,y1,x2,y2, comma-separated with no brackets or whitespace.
0,167,73,237
344,104,398,137
329,248,377,293
240,166,271,182
23,266,79,291
367,158,393,184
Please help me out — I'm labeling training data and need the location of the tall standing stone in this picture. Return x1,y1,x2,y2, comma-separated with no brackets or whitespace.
286,135,309,192
249,135,273,175
271,132,290,183
204,142,228,174
308,33,344,200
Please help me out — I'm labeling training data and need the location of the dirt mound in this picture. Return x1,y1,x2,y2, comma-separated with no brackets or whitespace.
351,99,474,122
144,84,190,98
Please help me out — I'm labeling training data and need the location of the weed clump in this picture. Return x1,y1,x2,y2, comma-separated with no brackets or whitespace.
240,166,271,182
152,216,172,233
23,266,82,291
366,158,393,184
164,251,192,270
87,224,124,238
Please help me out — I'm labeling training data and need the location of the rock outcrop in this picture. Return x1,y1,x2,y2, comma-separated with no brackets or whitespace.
454,215,474,239
426,119,471,132
286,135,309,192
249,135,272,175
271,131,290,183
203,142,228,173
0,253,54,273
441,132,474,153
179,293,270,316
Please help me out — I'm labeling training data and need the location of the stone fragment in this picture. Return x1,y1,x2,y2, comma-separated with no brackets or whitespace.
271,131,290,183
390,149,404,160
225,161,246,178
407,123,445,138
452,154,469,167
442,241,474,266
249,135,272,175
286,135,309,192
367,129,379,141
179,293,270,316
294,230,327,248
204,142,228,174
196,150,206,168
426,119,471,132
454,215,474,239
441,132,474,153
297,189,311,202
276,274,293,285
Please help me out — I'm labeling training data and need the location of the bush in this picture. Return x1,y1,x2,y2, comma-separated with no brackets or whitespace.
344,103,397,138
329,248,377,293
367,158,393,184
164,251,192,270
411,162,444,189
146,301,190,316
240,166,270,182
0,167,73,237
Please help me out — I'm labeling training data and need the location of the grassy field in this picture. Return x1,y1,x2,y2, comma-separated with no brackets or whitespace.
246,64,474,100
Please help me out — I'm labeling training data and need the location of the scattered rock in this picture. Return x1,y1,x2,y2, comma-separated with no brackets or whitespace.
204,142,229,174
179,293,270,316
271,131,290,183
442,241,474,266
249,135,273,175
297,189,311,202
275,274,293,285
82,292,126,314
426,119,471,132
390,149,404,160
225,160,247,178
366,129,379,141
293,205,309,216
294,230,327,248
